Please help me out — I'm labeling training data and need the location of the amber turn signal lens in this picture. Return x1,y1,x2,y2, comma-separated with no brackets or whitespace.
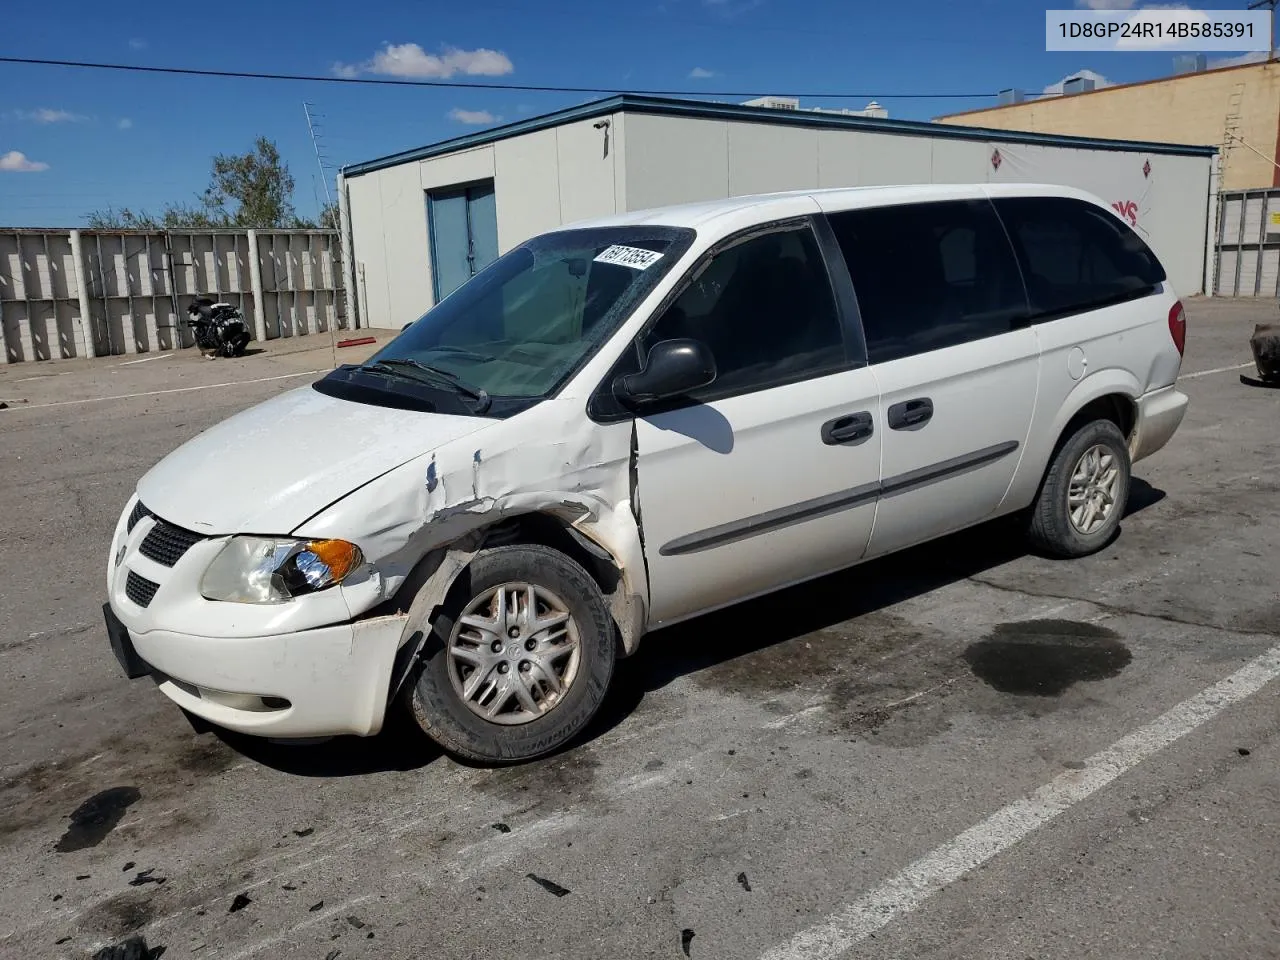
305,539,364,581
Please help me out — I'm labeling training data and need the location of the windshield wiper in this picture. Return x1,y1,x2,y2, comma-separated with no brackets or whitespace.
358,358,491,412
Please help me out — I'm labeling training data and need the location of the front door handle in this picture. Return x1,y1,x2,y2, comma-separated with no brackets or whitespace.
887,397,933,430
821,411,874,446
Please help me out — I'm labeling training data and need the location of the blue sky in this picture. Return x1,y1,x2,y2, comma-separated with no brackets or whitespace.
0,0,1268,225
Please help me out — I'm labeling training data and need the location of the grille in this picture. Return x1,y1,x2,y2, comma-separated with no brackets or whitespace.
139,517,205,567
125,571,160,608
126,500,150,533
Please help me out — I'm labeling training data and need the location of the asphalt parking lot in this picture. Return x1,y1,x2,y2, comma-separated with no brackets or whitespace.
1,300,1278,960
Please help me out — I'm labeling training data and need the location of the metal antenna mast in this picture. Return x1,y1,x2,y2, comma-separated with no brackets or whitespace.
303,101,336,227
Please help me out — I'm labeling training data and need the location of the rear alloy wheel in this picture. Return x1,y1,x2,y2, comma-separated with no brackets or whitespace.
407,544,615,763
1027,418,1132,558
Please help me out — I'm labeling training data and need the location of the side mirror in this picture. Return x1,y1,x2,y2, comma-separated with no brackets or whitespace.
613,338,716,407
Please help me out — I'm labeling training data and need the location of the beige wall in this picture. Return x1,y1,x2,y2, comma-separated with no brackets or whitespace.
937,62,1280,191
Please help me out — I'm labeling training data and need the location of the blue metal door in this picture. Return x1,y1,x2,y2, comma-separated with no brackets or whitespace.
428,181,499,302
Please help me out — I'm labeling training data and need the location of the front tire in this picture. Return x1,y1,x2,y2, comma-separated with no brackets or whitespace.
406,544,616,764
1026,418,1131,559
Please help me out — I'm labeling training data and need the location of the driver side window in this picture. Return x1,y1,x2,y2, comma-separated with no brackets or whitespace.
638,224,847,402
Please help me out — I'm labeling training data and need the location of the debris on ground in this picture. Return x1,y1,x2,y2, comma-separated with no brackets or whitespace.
681,928,696,956
228,893,252,913
526,873,571,897
89,933,165,959
737,872,752,892
128,869,166,887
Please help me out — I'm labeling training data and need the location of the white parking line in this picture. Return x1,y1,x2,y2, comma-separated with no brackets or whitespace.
13,370,326,410
760,641,1280,960
1182,360,1254,380
116,354,172,366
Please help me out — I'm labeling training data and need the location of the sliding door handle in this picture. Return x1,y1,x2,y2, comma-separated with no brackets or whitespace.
887,397,933,430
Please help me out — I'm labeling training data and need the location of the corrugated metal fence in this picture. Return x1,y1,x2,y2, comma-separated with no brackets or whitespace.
1215,188,1280,297
0,228,350,364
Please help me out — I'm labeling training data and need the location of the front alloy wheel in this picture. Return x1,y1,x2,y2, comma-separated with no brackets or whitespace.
448,582,581,725
406,544,616,764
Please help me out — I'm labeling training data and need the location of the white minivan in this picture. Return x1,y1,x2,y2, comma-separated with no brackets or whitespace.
104,183,1189,763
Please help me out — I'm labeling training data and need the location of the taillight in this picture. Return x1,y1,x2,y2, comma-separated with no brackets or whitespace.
1168,300,1186,356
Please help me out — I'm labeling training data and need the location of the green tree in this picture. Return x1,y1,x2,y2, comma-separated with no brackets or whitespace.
293,201,340,230
203,137,297,228
87,137,310,229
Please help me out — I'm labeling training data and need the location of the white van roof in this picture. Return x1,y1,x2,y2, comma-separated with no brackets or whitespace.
560,182,1107,233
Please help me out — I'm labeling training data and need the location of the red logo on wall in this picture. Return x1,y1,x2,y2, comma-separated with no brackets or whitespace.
1112,201,1139,227
991,148,1003,171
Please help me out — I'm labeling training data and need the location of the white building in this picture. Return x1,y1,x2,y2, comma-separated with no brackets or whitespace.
742,95,889,118
338,94,1216,330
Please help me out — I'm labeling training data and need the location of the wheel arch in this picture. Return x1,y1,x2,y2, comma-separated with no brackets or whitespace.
1049,369,1141,461
383,509,645,710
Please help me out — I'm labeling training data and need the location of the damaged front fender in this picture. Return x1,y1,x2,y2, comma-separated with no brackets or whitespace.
293,397,650,656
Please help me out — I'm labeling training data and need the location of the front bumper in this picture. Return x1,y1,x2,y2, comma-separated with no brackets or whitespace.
1131,384,1189,463
128,615,406,738
106,496,408,738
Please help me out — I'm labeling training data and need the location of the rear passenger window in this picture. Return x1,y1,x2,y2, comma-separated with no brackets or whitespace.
994,196,1166,317
638,225,847,399
827,200,1029,364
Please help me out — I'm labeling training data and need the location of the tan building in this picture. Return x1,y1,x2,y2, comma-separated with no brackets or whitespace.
936,60,1280,191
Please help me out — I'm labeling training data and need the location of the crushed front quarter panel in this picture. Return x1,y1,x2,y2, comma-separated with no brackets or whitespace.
293,395,650,652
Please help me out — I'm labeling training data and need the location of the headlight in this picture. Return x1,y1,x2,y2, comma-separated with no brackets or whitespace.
201,537,365,604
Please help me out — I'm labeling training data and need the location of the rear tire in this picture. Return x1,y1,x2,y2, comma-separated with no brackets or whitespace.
405,544,616,764
1026,418,1131,559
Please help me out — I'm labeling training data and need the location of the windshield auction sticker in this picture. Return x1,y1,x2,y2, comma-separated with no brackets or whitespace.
594,245,664,270
1046,8,1270,51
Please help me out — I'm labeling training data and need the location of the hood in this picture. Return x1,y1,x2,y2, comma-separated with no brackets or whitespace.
136,385,490,534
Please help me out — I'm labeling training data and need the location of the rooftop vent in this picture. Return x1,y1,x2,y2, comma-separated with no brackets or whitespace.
1174,53,1208,74
1062,76,1097,95
742,96,800,111
998,88,1025,105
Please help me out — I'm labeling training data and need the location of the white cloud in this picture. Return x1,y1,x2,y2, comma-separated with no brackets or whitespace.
334,42,514,79
17,108,87,124
1043,69,1113,94
128,37,147,50
1075,0,1137,8
448,108,500,124
0,150,49,172
117,117,133,129
689,66,716,79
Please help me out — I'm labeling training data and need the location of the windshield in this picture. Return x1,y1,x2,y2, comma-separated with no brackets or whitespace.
365,225,695,409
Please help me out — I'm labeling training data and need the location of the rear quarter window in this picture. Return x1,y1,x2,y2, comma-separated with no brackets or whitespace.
993,196,1166,318
827,199,1029,364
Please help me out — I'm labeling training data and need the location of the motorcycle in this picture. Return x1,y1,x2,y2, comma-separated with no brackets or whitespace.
186,296,251,358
